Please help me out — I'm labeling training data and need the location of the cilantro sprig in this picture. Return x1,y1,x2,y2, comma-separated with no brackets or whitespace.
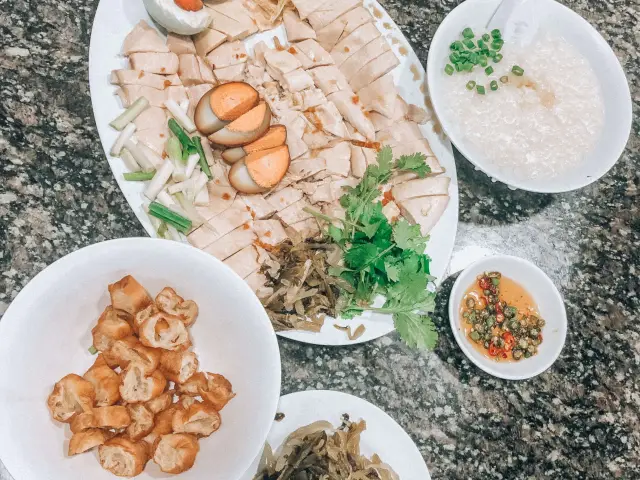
306,147,438,350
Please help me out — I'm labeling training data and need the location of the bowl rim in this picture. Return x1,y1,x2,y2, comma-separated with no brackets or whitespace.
426,0,633,193
0,237,282,479
447,254,567,380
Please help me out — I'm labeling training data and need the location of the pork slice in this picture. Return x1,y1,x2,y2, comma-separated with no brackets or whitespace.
309,66,350,97
245,270,271,297
195,182,237,221
187,84,213,114
133,106,168,131
206,41,248,69
382,201,400,223
193,28,227,58
122,21,169,55
282,69,315,92
214,63,247,83
110,70,172,90
116,85,167,108
292,40,334,68
266,186,304,212
286,217,321,239
307,0,361,30
327,90,375,141
188,197,253,248
350,144,367,178
207,1,258,38
291,0,332,19
283,9,317,42
305,102,348,138
331,23,381,67
203,224,256,260
396,195,449,235
136,127,169,155
377,121,424,145
388,157,444,185
357,73,397,118
206,7,254,40
223,245,260,279
166,33,196,55
264,49,302,76
349,50,399,92
178,54,203,86
253,219,289,247
299,88,326,110
302,130,336,149
129,52,179,75
368,96,408,132
239,194,276,219
384,139,436,164
340,37,390,81
391,177,451,202
319,142,351,177
287,155,327,180
316,7,372,50
286,133,309,160
309,176,357,203
166,85,189,105
277,198,314,225
245,63,267,88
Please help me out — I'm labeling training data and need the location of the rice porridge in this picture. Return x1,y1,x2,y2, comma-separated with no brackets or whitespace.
444,33,604,179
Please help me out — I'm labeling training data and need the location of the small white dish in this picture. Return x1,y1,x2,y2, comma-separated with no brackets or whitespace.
0,238,281,480
448,255,567,380
241,390,431,480
426,0,632,193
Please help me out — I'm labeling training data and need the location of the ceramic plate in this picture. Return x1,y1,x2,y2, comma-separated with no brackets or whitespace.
241,390,431,479
88,0,459,346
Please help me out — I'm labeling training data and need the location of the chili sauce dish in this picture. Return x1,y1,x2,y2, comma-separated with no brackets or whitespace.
448,255,567,380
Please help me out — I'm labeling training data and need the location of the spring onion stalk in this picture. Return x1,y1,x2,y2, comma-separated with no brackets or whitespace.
197,134,215,168
120,148,140,172
123,139,155,171
110,122,136,157
138,143,164,169
156,190,192,219
166,100,196,134
178,99,190,114
174,191,205,228
167,177,198,195
185,153,201,179
172,157,188,182
143,203,164,234
166,136,183,163
157,221,169,239
165,223,183,241
109,97,149,131
124,171,155,181
148,201,192,233
144,159,174,201
192,136,213,180
194,185,210,206
88,346,98,355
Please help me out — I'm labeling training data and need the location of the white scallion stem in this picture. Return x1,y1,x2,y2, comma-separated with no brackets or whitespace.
172,158,187,182
123,139,155,171
120,148,140,172
168,177,197,195
110,122,136,157
166,223,183,241
184,153,200,179
179,99,190,113
165,99,196,133
174,192,206,227
144,159,174,201
109,97,149,131
138,143,164,169
195,134,215,167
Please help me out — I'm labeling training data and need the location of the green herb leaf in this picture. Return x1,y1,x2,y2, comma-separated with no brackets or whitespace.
344,243,379,270
395,153,432,178
393,219,428,252
394,312,438,350
328,224,344,243
376,146,394,175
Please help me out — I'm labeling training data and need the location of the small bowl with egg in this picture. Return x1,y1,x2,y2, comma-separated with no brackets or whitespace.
448,255,567,380
426,0,632,193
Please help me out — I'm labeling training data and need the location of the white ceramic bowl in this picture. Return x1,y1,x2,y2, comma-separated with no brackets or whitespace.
427,0,632,193
0,238,281,480
448,255,567,380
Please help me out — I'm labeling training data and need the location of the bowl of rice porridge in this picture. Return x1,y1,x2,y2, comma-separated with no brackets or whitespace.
426,0,632,193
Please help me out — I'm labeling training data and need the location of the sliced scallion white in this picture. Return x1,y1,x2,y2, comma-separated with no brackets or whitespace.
156,190,191,219
166,136,182,163
120,148,140,172
123,139,155,171
144,159,174,201
184,153,200,179
179,99,190,113
109,97,149,131
165,99,196,133
174,191,206,227
110,123,136,157
165,223,183,241
194,180,210,206
167,177,198,195
138,142,164,169
196,134,215,168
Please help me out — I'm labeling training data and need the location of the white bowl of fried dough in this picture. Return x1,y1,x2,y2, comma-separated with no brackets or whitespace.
0,238,281,480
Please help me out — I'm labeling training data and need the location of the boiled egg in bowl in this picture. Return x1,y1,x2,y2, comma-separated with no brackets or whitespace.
143,0,211,35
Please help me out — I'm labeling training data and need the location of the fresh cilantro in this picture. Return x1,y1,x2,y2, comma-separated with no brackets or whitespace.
395,153,432,178
393,219,428,251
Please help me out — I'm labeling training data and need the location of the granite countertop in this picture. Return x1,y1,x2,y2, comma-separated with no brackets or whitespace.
0,0,638,478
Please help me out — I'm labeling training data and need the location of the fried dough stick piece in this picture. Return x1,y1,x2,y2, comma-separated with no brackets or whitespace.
98,436,149,477
47,374,95,423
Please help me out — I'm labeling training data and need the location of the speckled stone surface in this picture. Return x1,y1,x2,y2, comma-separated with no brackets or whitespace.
0,0,638,478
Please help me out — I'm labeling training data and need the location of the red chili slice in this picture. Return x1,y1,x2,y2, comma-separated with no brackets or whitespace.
488,343,501,357
479,277,491,290
502,332,515,352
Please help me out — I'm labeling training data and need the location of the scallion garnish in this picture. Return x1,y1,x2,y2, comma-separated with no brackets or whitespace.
476,85,486,95
485,66,494,75
88,346,98,355
124,171,156,181
466,81,476,90
491,29,501,39
492,39,504,51
490,80,499,91
462,27,474,38
482,33,491,42
445,64,454,75
450,52,460,63
500,75,509,84
192,136,213,180
493,53,503,63
148,201,192,234
479,55,488,67
464,39,475,49
477,39,486,50
512,65,525,76
168,119,194,151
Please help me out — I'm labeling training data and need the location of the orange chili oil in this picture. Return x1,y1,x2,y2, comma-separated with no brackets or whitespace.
460,272,545,361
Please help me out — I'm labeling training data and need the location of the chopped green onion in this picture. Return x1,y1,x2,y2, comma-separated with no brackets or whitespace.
449,52,460,63
157,222,169,239
466,81,476,90
477,39,486,50
109,97,149,131
490,80,499,91
493,53,503,63
455,63,463,72
500,75,509,84
492,39,504,51
462,27,475,39
166,136,183,163
192,136,213,180
476,85,486,95
452,40,464,51
482,33,491,42
469,52,478,64
445,64,454,75
491,29,501,39
88,346,98,355
148,201,192,233
512,65,525,76
124,171,156,181
168,119,194,151
463,39,475,49
479,55,488,67
463,62,474,72
485,66,494,75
